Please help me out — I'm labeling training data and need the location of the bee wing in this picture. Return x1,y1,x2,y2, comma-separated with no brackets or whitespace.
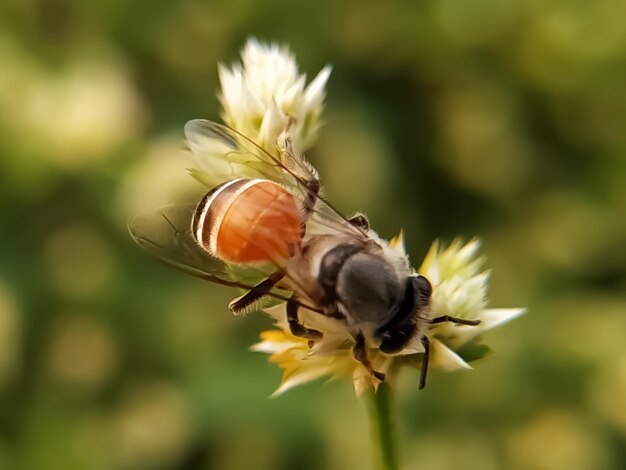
185,119,367,242
185,119,301,191
128,204,319,311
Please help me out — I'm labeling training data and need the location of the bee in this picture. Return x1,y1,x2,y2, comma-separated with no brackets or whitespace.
129,120,480,388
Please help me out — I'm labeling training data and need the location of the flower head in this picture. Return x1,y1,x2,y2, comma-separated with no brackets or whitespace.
218,38,331,154
253,238,525,396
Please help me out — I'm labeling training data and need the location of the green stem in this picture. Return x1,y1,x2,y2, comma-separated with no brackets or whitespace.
366,383,400,470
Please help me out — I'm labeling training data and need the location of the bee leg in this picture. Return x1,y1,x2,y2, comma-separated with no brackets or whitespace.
430,315,481,326
300,179,321,237
419,336,430,390
287,295,323,341
277,127,320,235
229,272,285,315
348,213,369,231
352,331,385,382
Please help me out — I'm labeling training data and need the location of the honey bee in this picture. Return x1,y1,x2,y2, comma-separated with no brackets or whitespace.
129,120,480,388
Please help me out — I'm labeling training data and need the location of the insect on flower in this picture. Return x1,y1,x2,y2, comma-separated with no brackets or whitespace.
129,119,482,389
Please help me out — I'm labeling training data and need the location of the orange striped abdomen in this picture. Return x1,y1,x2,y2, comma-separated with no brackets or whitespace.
193,178,302,263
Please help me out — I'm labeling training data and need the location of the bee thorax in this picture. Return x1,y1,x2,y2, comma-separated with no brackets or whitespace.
335,252,403,324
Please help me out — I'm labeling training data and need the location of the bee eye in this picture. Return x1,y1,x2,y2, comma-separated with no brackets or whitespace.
414,275,432,298
379,330,407,354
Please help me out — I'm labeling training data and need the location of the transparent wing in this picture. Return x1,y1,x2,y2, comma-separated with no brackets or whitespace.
185,119,367,242
128,204,322,311
185,119,300,189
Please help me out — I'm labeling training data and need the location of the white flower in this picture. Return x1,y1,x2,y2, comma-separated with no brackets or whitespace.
419,239,524,351
253,237,525,397
218,38,331,154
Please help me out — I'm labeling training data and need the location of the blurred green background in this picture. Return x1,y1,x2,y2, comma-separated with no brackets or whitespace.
1,0,626,469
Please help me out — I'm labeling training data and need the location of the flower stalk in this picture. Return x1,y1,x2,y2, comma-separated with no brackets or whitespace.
367,384,399,470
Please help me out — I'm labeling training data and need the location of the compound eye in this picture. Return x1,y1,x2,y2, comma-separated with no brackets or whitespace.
379,330,408,354
414,275,432,298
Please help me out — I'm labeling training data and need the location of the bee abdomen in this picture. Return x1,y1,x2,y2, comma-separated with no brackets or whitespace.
192,178,302,263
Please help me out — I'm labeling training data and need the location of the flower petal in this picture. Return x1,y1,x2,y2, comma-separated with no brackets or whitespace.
251,330,303,354
434,307,526,349
429,339,472,371
479,308,527,331
388,230,406,256
272,364,336,397
353,365,379,396
257,97,287,151
304,66,332,108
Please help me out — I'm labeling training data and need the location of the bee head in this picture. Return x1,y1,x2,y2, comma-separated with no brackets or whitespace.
376,275,432,354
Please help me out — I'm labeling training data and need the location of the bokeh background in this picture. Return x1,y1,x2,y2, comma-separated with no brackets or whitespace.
1,0,626,469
